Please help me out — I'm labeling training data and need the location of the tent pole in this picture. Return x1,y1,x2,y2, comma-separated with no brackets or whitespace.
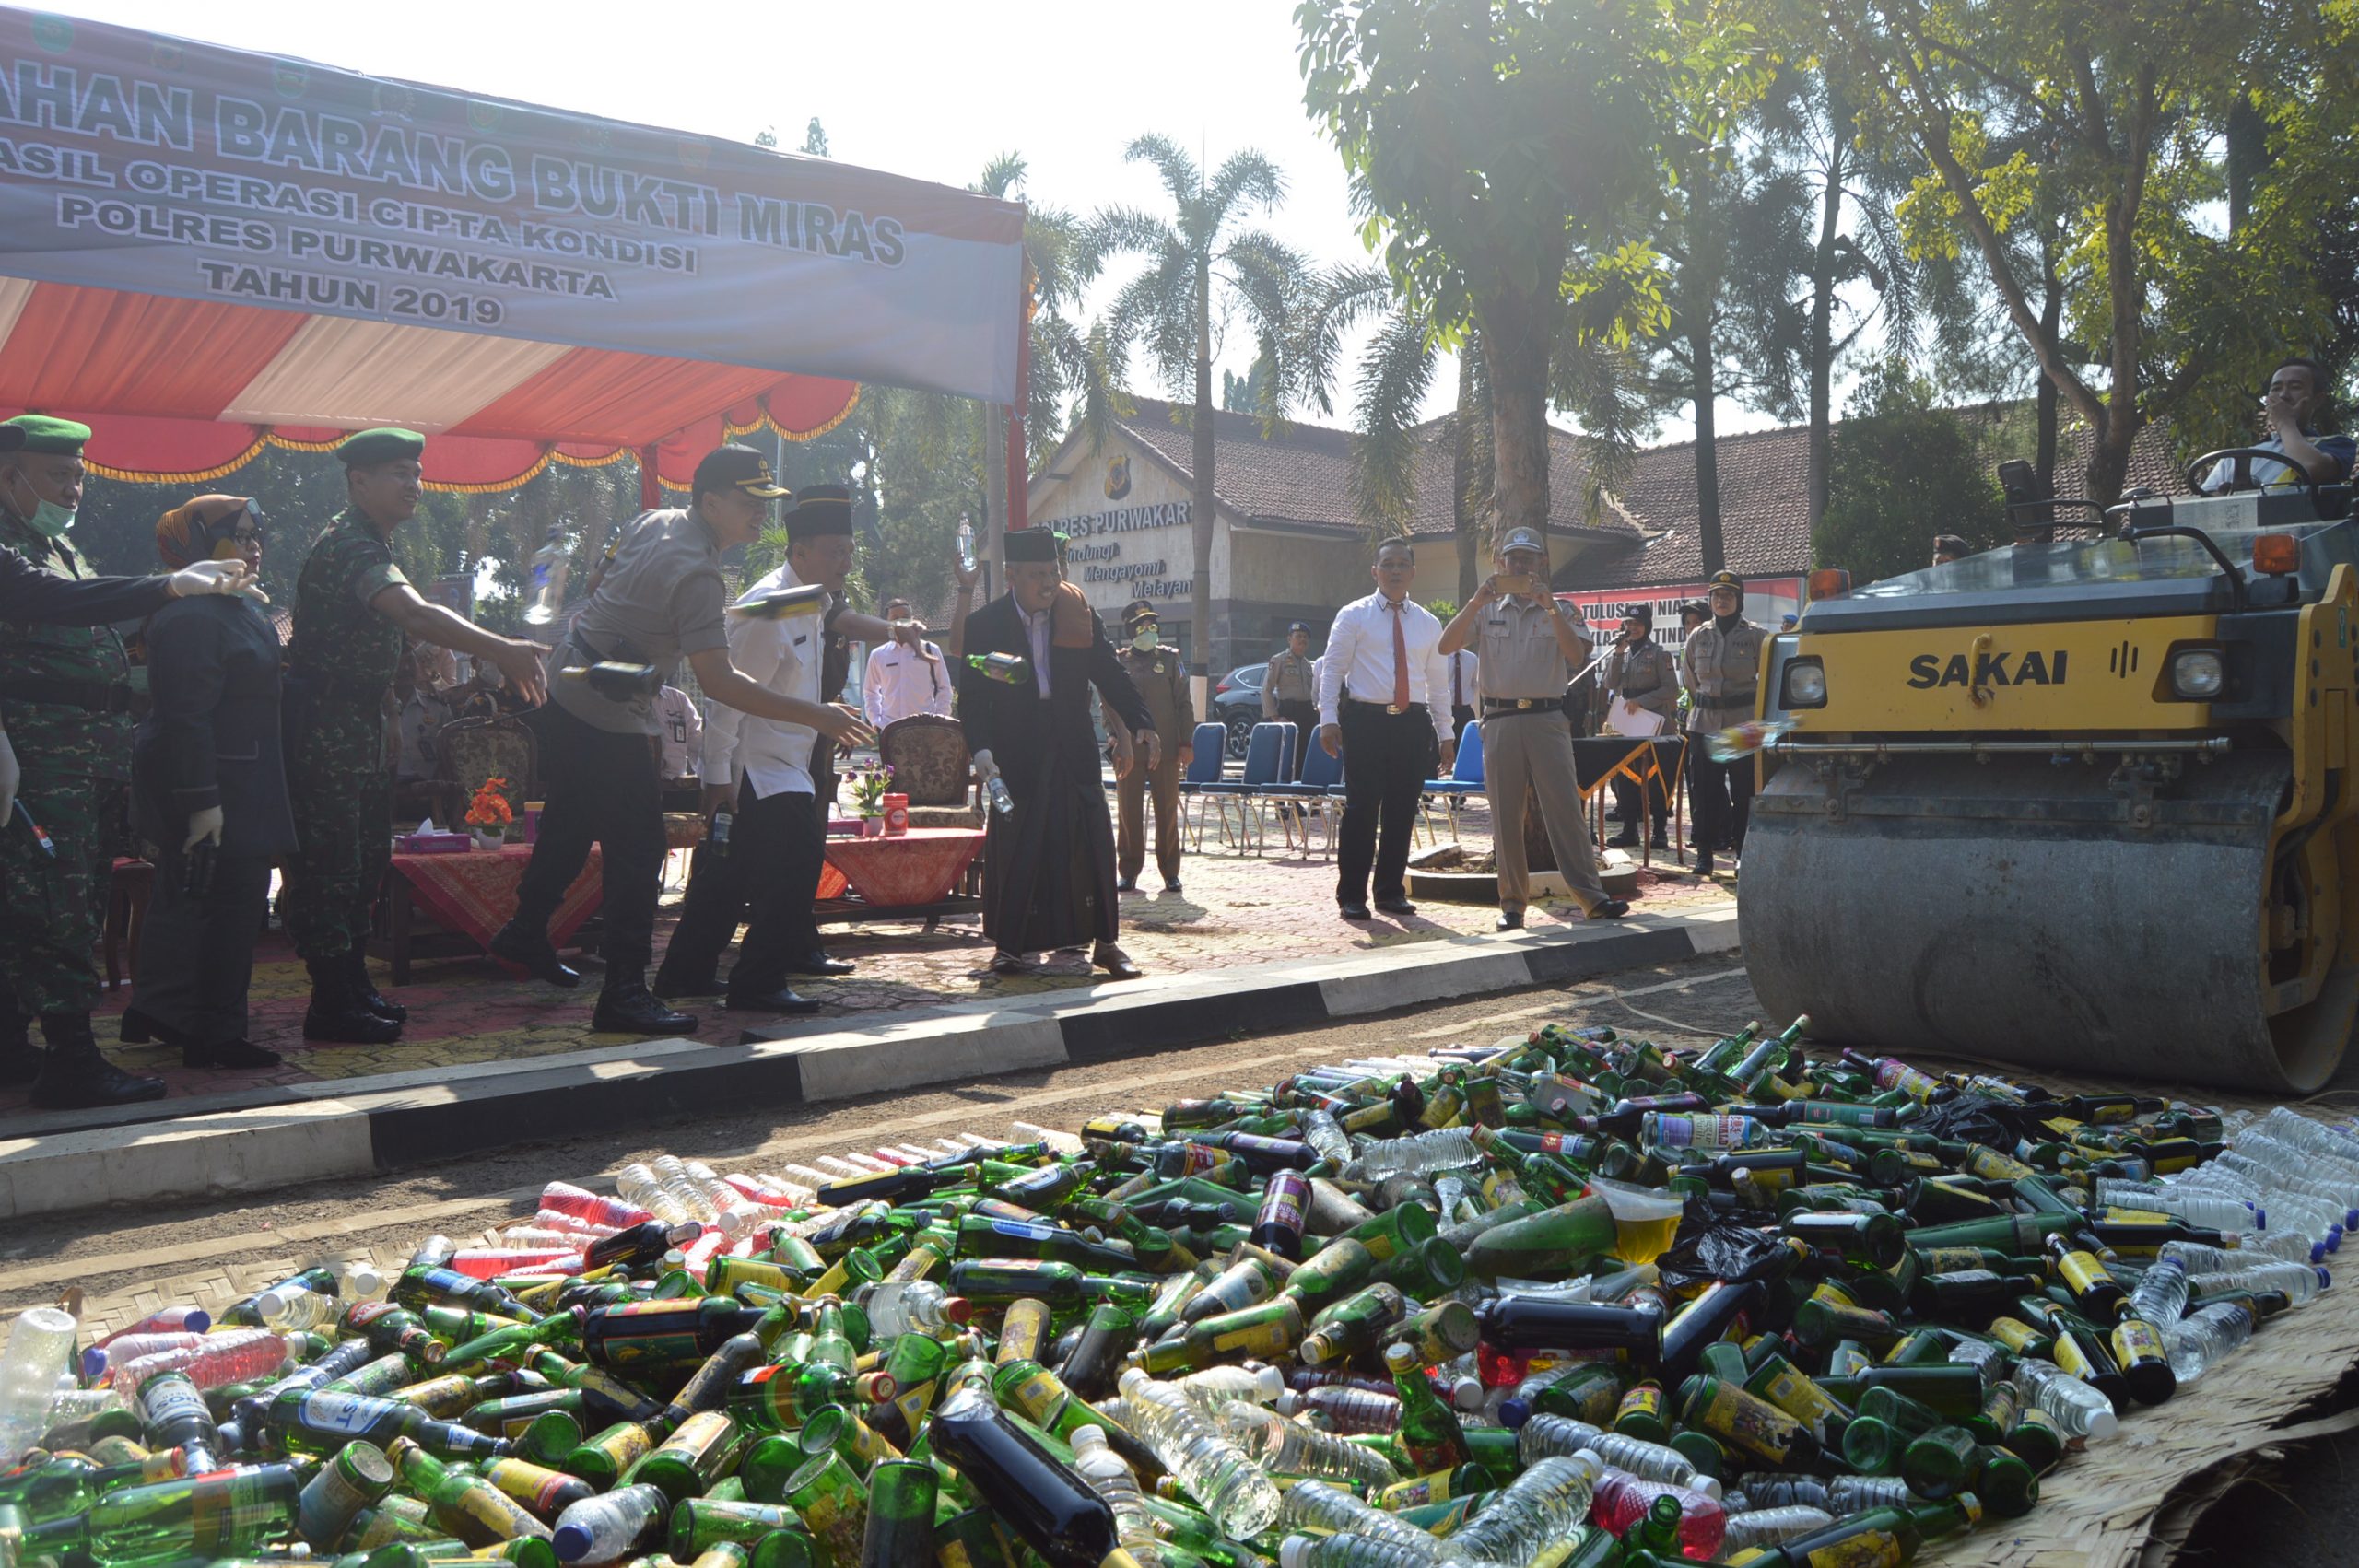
1004,273,1030,537
638,445,660,510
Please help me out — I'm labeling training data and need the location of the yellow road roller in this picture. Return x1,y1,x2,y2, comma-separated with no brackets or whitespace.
1744,454,2359,1093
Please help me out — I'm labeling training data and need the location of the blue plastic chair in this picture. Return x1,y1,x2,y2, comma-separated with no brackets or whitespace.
1200,722,1296,853
1177,720,1233,851
1422,718,1486,841
1263,726,1345,854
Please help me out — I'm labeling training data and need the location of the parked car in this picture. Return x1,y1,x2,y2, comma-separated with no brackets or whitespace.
1212,664,1269,758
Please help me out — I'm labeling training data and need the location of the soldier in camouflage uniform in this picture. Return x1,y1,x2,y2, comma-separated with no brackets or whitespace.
0,416,169,1106
281,428,551,1042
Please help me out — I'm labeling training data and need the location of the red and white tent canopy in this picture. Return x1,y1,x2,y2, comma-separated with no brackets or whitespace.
0,7,1027,493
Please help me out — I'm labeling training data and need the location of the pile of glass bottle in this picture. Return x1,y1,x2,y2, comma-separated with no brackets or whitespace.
0,1017,2344,1568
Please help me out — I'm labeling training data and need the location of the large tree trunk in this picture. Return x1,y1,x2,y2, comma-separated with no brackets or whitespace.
1480,295,1552,546
1805,85,1848,532
1682,146,1727,577
2084,405,2136,510
2035,237,2062,503
1452,351,1480,603
1191,258,1217,701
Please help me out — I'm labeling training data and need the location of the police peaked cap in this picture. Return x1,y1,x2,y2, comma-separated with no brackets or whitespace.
1122,598,1159,627
4,415,89,456
1004,529,1065,564
785,484,855,542
336,427,426,467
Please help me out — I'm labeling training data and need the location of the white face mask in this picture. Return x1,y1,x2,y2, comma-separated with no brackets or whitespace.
1132,627,1159,652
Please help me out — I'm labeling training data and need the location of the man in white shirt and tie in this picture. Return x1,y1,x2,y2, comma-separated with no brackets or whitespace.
1318,536,1457,920
651,494,874,1015
863,596,952,729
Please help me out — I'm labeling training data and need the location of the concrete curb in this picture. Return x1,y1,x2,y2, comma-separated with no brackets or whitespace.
0,907,1741,1220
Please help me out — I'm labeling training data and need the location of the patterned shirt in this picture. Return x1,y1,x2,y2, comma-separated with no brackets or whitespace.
0,508,131,781
288,507,410,706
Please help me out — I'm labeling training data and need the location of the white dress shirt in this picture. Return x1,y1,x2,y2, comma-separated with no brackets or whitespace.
1317,591,1456,743
701,562,821,799
655,685,702,780
1444,648,1480,710
863,638,951,727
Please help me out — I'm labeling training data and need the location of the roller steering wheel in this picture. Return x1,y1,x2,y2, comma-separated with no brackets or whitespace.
2185,447,2333,517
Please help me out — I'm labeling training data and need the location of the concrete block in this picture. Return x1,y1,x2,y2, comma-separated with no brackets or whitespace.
0,1099,374,1221
787,1017,1069,1101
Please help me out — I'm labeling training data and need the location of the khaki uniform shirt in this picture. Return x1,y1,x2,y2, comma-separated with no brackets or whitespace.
1118,644,1193,750
1262,649,1319,713
551,506,730,734
1473,593,1589,702
1681,617,1766,732
1602,638,1681,722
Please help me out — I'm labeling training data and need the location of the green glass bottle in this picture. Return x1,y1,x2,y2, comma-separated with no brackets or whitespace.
1677,1373,1818,1469
945,1259,1151,1309
1899,1424,2039,1517
1140,1297,1304,1373
857,1458,936,1568
1741,1353,1851,1448
562,1418,670,1488
1383,1341,1472,1472
23,1463,304,1567
782,1448,870,1568
0,1452,186,1527
480,1458,593,1523
1837,1385,1946,1476
387,1436,551,1545
623,1410,747,1504
1814,1363,1985,1421
1461,1197,1617,1277
665,1500,808,1560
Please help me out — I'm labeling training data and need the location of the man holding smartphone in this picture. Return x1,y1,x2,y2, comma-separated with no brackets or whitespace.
1438,528,1626,930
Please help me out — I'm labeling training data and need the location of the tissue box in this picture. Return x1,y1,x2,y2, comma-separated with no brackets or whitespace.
398,830,472,854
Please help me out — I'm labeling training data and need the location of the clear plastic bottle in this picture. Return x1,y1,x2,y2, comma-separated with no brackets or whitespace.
340,1262,390,1302
2259,1106,2359,1164
1351,1129,1483,1179
1222,1401,1401,1490
612,1164,692,1226
1826,1475,1914,1514
1071,1422,1166,1568
650,1156,723,1225
113,1328,288,1392
551,1480,666,1562
1517,1413,1719,1498
2164,1300,2255,1384
84,1331,210,1380
1275,1480,1442,1558
257,1288,346,1332
2187,1260,2329,1306
1279,1535,1443,1568
0,1305,77,1466
1588,1469,1727,1560
1117,1367,1284,1539
1721,1505,1837,1551
1493,1275,1593,1305
861,1281,973,1338
525,525,569,626
450,1248,581,1279
957,515,978,574
1438,1355,1485,1412
540,1181,652,1229
1302,1108,1354,1166
1726,1475,1827,1511
1276,1385,1402,1434
682,1160,770,1240
2011,1359,2119,1441
2095,1179,2259,1234
1438,1453,1602,1564
1179,1364,1287,1411
2124,1255,2190,1328
1945,1336,2007,1388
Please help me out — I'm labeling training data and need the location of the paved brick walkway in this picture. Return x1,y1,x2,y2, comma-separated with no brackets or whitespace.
3,798,1734,1109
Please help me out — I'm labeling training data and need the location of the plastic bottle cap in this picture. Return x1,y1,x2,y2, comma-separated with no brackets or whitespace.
1498,1398,1531,1428
1274,1391,1302,1417
1072,1424,1107,1453
944,1296,975,1326
552,1526,592,1562
257,1287,296,1318
1278,1539,1309,1568
1253,1364,1286,1400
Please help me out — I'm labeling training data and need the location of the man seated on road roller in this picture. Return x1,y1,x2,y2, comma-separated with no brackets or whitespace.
2198,356,2353,494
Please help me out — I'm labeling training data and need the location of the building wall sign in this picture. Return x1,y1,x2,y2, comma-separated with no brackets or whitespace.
1036,452,1200,608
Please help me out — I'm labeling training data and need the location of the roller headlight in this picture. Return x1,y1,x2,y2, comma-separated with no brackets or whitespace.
1782,658,1827,708
2170,649,2224,700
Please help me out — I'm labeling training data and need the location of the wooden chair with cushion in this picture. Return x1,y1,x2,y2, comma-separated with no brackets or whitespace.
436,714,538,817
876,714,980,826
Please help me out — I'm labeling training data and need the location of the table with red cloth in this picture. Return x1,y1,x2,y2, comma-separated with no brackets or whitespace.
816,826,984,925
373,843,604,982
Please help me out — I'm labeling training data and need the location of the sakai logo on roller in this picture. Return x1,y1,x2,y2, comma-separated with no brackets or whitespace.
1906,649,2071,688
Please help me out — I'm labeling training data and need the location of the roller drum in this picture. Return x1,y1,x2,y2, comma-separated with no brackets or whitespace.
1740,750,2344,1093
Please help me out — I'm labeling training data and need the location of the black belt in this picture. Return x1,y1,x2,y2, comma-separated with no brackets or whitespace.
1344,697,1426,717
0,675,135,713
1483,697,1559,714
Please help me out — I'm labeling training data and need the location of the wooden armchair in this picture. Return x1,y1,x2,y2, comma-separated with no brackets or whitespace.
437,714,538,815
876,714,980,826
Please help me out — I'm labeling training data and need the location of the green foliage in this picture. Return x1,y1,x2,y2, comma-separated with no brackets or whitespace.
1814,359,2005,583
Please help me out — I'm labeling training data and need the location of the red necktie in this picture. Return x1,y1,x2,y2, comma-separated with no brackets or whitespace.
1389,601,1410,708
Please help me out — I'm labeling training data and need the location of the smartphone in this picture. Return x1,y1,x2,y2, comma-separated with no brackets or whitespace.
1496,573,1538,597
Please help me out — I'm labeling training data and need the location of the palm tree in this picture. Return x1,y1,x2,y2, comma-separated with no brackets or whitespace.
1084,135,1310,692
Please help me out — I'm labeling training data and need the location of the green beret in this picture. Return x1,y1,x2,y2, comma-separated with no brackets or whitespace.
336,427,426,467
4,415,90,456
1004,528,1065,564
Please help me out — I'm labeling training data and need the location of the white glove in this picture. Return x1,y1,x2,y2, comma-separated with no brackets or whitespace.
169,560,269,603
0,729,18,824
183,804,225,851
970,748,999,784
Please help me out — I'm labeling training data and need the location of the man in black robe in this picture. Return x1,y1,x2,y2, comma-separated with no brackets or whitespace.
958,529,1157,979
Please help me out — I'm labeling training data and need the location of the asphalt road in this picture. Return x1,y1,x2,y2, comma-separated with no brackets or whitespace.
6,949,2356,1564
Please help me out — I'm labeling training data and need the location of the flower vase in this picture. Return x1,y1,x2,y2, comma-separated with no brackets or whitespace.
859,815,886,838
472,828,507,852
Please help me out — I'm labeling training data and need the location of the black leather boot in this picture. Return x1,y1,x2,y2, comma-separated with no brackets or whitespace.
346,950,406,1024
593,978,697,1036
0,989,42,1083
303,955,402,1045
30,1012,166,1107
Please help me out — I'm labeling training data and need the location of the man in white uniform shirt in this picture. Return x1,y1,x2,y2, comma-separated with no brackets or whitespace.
863,596,952,728
651,494,872,1015
1319,536,1457,921
653,685,702,782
